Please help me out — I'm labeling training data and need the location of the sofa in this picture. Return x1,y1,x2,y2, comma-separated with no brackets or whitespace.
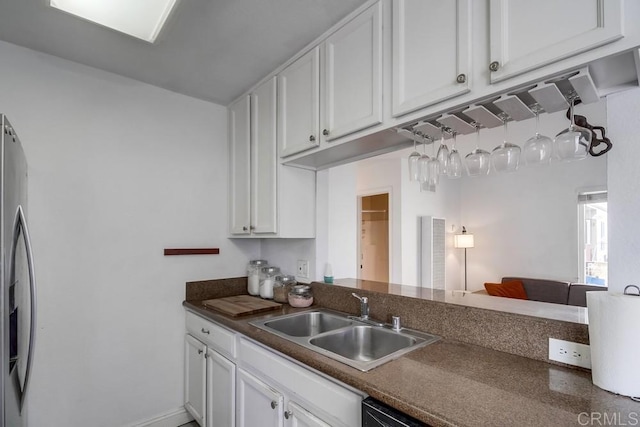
482,277,607,307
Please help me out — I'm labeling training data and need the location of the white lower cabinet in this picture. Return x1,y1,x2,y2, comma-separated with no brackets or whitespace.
206,348,236,427
286,401,331,427
185,311,237,427
237,337,363,427
185,311,363,427
185,335,207,426
236,369,284,427
184,334,236,427
236,368,333,427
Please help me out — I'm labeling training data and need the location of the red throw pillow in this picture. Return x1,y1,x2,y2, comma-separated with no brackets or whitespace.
484,280,528,300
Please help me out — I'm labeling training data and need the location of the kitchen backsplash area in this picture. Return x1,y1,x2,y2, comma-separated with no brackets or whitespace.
186,277,589,366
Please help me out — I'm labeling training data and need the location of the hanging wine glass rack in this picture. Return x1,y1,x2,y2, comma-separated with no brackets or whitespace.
396,67,605,152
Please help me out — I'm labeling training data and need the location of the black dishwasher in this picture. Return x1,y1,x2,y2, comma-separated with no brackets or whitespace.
362,397,428,427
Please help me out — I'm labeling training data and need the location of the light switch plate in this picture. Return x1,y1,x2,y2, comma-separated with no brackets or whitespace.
549,338,591,369
296,259,309,280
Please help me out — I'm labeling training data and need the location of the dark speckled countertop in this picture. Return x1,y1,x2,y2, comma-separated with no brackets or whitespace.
183,299,640,427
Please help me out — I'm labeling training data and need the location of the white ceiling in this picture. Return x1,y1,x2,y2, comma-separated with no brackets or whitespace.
0,0,368,105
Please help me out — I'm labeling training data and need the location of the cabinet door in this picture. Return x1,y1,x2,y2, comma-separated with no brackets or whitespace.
206,349,236,427
392,0,471,117
278,47,320,157
323,1,383,140
286,401,331,427
236,369,284,427
489,0,623,82
250,77,278,234
228,95,251,235
185,335,207,427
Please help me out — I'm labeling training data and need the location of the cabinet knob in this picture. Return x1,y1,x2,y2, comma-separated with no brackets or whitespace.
201,328,210,334
250,225,255,230
198,349,203,355
489,61,500,72
270,401,278,409
284,410,292,419
309,135,316,142
322,129,329,136
456,74,466,83
242,226,248,231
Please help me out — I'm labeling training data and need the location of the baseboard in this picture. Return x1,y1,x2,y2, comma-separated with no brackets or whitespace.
128,407,194,427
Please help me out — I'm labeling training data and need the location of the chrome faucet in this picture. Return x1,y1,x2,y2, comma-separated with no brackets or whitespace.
351,293,370,319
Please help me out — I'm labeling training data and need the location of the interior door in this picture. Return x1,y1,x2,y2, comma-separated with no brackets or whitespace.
359,193,389,282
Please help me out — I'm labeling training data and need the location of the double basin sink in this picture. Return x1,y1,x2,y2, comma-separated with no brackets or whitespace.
250,309,439,371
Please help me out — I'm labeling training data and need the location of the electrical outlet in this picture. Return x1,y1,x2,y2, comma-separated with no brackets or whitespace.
549,338,591,369
296,260,309,279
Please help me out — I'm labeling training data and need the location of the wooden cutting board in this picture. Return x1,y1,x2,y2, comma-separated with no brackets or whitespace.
202,295,282,317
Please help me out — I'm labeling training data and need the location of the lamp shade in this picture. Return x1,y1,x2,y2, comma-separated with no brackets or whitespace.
454,233,474,248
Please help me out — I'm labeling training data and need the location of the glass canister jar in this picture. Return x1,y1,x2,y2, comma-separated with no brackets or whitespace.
273,275,297,303
247,260,268,296
288,284,313,308
259,266,280,299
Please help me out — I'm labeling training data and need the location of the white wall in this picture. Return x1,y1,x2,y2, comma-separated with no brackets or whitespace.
399,160,461,288
315,163,358,282
260,238,315,280
0,41,259,427
606,87,640,293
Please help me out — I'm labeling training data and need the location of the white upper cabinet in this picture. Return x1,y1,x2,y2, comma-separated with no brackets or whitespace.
278,1,383,156
392,0,471,117
250,77,278,234
323,1,383,140
278,47,321,157
228,77,316,238
228,95,251,235
489,0,623,82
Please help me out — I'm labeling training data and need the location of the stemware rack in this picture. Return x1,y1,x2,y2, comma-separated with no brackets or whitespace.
397,67,601,143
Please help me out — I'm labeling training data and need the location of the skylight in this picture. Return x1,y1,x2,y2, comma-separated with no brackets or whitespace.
50,0,179,43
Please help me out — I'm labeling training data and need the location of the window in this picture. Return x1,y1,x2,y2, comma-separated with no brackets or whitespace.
578,191,607,286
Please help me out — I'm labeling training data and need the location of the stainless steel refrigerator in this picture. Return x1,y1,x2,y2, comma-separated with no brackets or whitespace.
0,115,36,427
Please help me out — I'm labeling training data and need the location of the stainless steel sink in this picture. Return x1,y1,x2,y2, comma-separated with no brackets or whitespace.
263,311,353,337
309,325,417,361
250,309,439,371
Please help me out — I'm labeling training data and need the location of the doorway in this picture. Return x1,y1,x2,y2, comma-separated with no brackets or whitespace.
358,193,389,282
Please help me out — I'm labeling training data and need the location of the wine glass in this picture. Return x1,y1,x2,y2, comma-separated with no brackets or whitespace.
427,138,441,186
407,130,421,181
554,94,591,161
447,131,463,179
465,123,491,176
523,104,553,166
491,113,521,173
417,137,431,185
436,130,450,175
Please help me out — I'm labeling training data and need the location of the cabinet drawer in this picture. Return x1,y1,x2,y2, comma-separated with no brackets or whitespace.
186,312,236,359
238,338,362,427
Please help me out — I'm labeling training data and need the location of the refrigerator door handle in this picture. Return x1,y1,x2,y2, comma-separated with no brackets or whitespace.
12,205,37,411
